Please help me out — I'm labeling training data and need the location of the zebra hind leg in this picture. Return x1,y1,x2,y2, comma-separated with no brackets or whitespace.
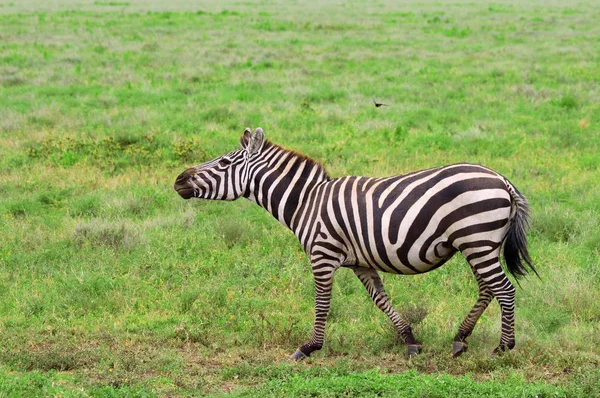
351,267,422,358
463,247,517,356
452,268,494,357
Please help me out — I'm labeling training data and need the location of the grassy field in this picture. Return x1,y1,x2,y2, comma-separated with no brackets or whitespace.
1,0,600,396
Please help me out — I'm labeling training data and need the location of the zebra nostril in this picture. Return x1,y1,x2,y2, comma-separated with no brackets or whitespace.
176,168,195,183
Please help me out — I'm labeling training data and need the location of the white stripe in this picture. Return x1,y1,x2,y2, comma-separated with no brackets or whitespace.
267,156,297,215
408,188,509,263
275,159,307,226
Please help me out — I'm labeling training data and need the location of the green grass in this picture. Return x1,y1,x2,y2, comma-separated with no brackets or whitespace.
1,0,600,396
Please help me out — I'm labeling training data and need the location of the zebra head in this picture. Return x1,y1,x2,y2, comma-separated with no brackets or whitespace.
174,127,265,200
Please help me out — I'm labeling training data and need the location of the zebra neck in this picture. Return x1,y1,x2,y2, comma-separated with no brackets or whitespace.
244,145,329,230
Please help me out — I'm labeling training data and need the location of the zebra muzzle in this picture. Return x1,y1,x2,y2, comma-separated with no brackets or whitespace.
174,171,196,199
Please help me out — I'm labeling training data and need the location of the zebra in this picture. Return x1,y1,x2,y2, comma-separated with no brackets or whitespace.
174,127,537,359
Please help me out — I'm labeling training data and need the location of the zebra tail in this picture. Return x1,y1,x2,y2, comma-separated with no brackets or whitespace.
503,182,539,280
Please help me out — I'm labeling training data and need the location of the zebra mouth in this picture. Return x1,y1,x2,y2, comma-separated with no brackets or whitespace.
174,185,195,199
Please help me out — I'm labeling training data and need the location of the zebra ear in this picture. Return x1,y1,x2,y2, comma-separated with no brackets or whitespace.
240,127,252,149
246,127,264,154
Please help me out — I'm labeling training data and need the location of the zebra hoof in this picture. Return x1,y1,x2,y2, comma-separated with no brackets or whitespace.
491,345,507,357
407,344,422,358
290,349,308,361
452,341,468,358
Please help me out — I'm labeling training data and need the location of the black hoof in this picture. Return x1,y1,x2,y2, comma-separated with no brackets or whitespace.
290,349,308,361
491,346,506,357
491,343,514,357
407,344,422,358
452,341,468,358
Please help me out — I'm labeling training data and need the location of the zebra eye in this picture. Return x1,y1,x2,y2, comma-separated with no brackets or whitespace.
218,158,232,166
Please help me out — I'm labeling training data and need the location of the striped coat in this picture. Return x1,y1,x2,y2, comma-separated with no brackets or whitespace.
174,128,536,358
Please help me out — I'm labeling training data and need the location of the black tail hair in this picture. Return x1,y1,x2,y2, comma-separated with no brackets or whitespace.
503,183,539,280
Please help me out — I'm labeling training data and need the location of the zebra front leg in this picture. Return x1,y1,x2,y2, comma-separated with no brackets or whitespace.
452,268,494,357
352,267,422,358
290,260,339,360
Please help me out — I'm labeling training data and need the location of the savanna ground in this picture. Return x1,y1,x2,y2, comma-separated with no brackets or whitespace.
1,0,599,396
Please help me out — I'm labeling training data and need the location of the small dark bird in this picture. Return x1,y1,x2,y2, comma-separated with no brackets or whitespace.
372,99,388,107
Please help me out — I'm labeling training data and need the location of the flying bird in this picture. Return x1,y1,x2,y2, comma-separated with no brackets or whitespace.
372,99,388,107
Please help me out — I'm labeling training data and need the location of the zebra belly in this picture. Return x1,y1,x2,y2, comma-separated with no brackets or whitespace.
330,218,453,274
368,236,454,275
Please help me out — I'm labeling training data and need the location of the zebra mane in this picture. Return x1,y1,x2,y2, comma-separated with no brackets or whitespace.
264,140,332,181
240,133,331,181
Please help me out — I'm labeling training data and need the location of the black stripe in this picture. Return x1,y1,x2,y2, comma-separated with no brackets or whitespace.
342,178,375,267
329,179,360,264
266,157,298,220
458,240,500,252
388,165,497,243
354,178,379,268
282,162,315,226
420,218,508,263
448,219,508,245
